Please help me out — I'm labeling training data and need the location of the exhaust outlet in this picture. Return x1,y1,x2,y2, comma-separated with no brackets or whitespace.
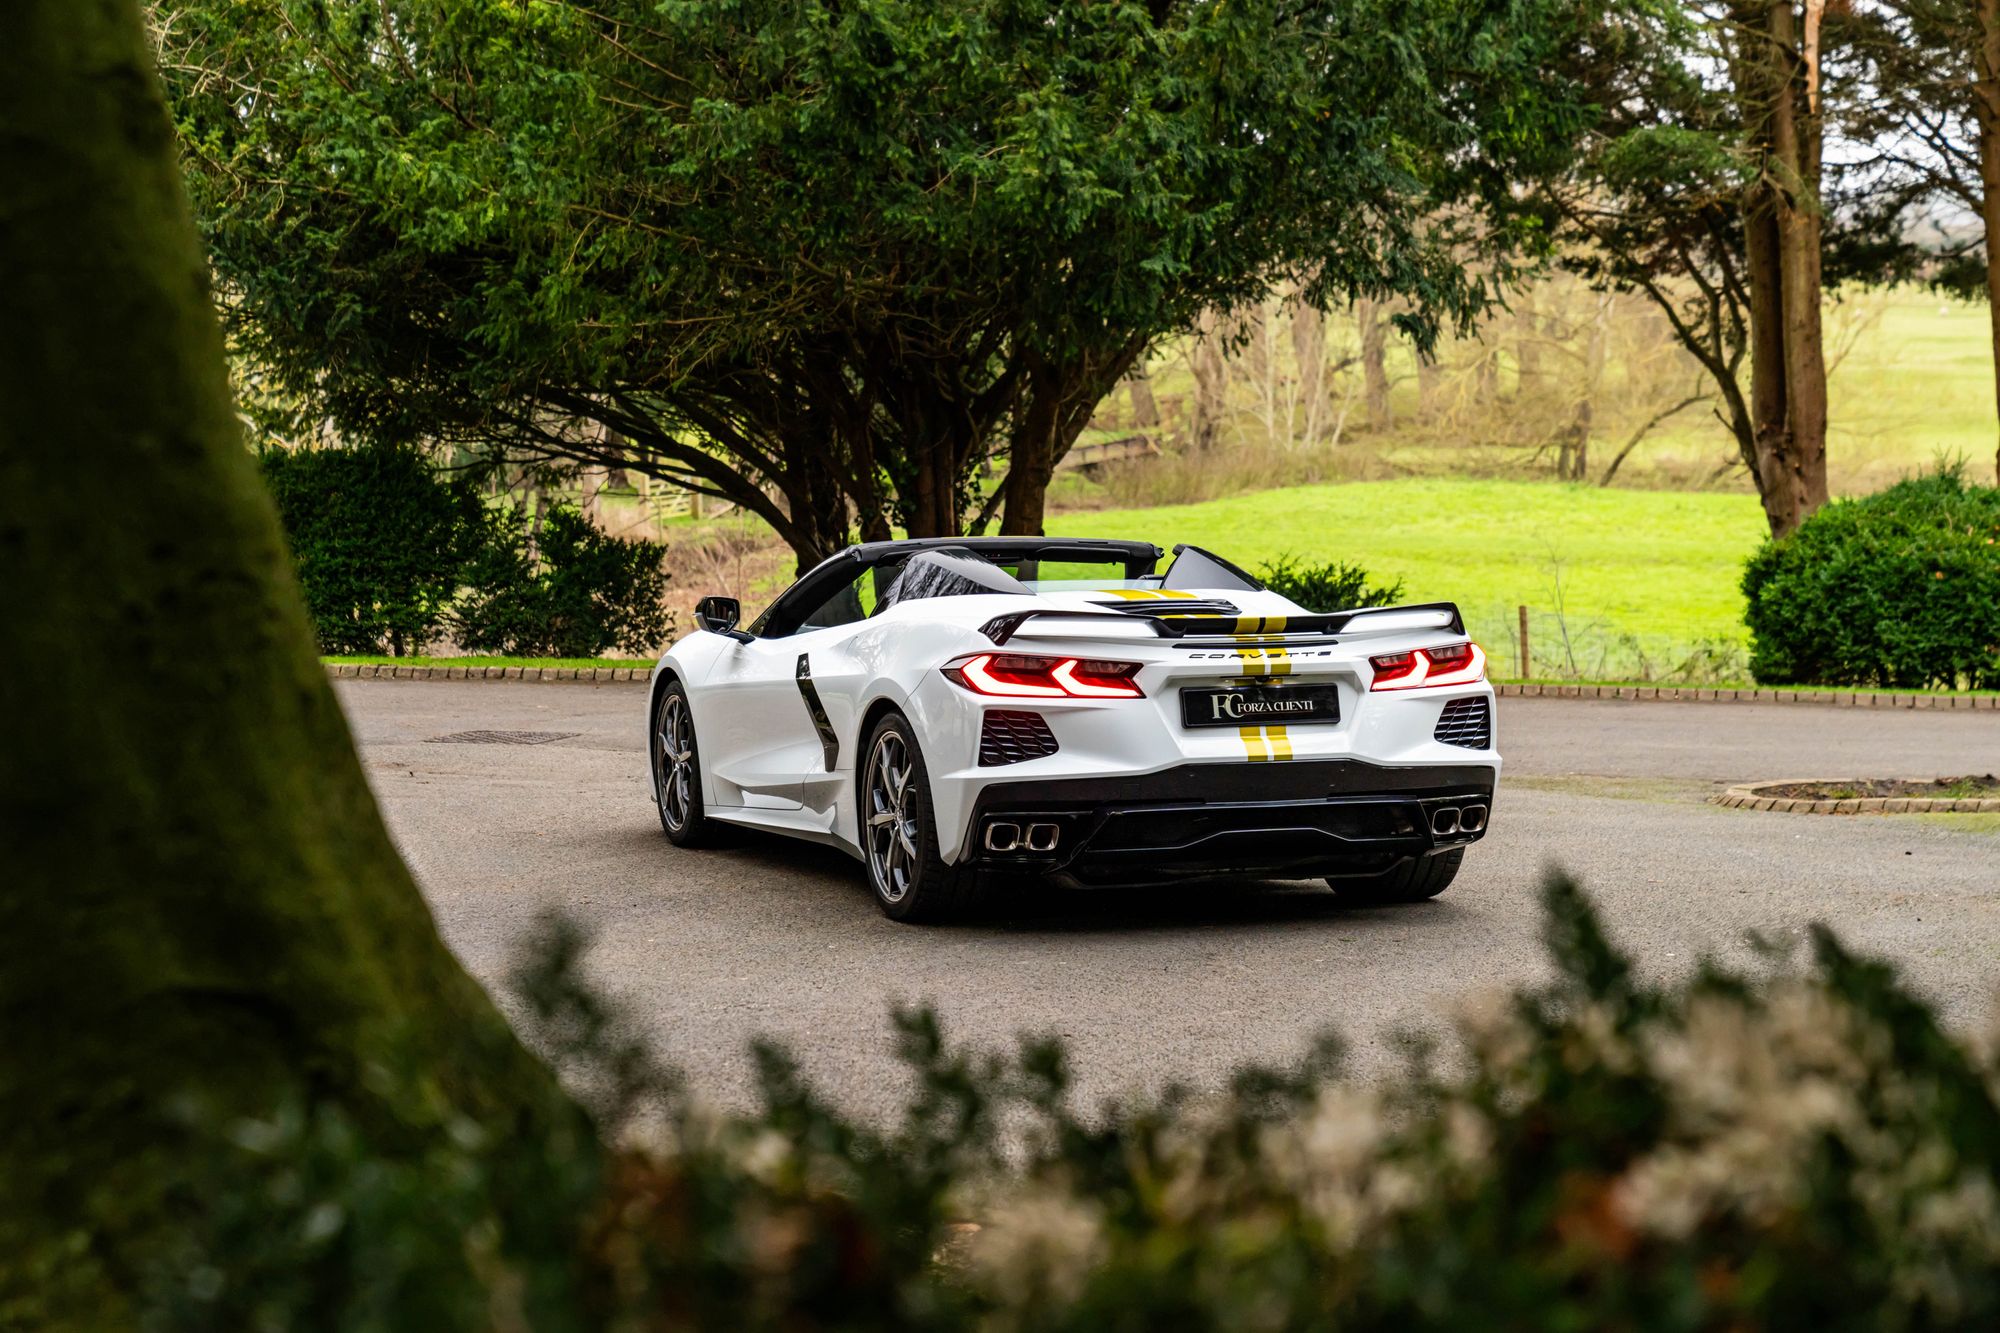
1430,807,1462,837
1025,823,1060,853
984,822,1021,852
1460,804,1488,833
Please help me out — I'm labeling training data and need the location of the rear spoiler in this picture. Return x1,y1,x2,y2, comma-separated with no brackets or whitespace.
980,601,1467,647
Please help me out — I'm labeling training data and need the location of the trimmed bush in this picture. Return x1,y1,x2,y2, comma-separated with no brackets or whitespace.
1743,468,2000,689
259,446,487,656
1257,554,1406,613
145,873,2000,1331
454,504,673,658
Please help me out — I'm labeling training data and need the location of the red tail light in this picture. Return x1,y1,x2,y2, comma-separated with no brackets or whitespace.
944,653,1144,699
1369,641,1486,691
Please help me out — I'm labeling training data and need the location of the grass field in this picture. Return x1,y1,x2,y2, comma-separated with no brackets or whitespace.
1053,478,1771,680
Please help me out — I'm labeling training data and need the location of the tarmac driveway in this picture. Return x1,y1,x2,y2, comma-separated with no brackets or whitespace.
338,680,2000,1116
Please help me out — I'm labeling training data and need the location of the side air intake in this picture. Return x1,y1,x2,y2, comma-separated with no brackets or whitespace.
1433,697,1492,749
978,710,1059,766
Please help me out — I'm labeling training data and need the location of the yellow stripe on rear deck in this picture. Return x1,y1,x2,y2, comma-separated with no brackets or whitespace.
1231,647,1291,678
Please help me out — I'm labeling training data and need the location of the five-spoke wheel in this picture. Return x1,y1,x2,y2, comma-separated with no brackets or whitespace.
858,712,982,922
652,680,719,846
864,729,922,904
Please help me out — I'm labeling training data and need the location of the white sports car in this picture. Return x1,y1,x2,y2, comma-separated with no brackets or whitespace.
647,538,1497,922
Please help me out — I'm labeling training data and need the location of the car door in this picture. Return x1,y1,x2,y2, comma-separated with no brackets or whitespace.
697,567,876,811
697,634,814,811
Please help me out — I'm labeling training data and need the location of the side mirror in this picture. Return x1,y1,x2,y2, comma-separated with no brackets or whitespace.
695,595,751,642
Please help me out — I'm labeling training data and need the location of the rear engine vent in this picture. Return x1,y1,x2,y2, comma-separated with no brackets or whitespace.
979,710,1059,766
1093,598,1240,618
1433,698,1491,750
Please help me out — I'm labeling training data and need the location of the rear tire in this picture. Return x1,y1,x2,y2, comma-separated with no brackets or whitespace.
859,712,985,923
1327,848,1462,905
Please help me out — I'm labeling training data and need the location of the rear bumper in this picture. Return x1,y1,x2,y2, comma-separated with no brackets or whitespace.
962,759,1496,888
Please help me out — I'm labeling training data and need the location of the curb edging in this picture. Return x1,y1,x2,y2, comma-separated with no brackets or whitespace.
316,666,2000,710
325,663,652,684
1495,683,2000,710
1711,779,2000,815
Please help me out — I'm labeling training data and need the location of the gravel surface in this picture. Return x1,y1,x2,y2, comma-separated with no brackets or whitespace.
339,680,2000,1116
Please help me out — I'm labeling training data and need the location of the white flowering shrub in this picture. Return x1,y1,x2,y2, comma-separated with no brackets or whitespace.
149,874,2000,1331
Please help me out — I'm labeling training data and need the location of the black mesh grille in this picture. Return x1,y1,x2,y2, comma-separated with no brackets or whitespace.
979,710,1059,766
1434,697,1491,749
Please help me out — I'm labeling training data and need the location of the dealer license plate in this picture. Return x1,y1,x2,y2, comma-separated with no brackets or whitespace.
1180,683,1342,729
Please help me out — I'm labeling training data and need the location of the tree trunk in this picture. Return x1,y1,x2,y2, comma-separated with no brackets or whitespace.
1476,330,1500,406
1977,0,2000,485
1290,302,1328,444
1126,368,1160,428
1768,0,1831,523
1727,0,1830,539
1358,299,1391,430
999,356,1066,536
0,3,581,1321
1515,286,1542,398
1563,290,1612,482
1188,310,1229,451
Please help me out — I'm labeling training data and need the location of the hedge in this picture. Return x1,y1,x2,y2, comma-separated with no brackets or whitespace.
1743,469,2000,690
145,873,2000,1330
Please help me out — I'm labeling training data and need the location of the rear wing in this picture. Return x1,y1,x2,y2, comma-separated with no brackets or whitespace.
980,602,1467,647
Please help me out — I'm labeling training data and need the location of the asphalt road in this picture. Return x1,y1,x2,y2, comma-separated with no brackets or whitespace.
339,679,2000,1116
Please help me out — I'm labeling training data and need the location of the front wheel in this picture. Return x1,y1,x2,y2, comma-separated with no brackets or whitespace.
1327,848,1462,905
653,680,723,847
860,713,984,923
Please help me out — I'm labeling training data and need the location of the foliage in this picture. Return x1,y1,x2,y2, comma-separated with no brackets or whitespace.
1257,554,1405,613
259,446,488,656
1742,467,2000,689
142,872,2000,1330
261,448,672,657
163,0,1633,564
454,504,672,659
1519,0,1922,534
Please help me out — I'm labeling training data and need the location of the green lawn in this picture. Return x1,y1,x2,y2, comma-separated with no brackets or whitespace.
1052,478,1771,679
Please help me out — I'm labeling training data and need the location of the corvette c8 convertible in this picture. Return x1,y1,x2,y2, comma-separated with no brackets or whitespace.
648,537,1498,921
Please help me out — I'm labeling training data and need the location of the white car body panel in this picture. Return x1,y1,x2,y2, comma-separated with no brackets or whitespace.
649,540,1500,886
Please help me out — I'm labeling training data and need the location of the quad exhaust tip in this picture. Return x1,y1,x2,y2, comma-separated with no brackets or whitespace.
1429,804,1489,838
984,821,1061,854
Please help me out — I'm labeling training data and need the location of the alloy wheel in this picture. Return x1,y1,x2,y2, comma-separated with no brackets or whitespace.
656,693,695,831
864,731,921,903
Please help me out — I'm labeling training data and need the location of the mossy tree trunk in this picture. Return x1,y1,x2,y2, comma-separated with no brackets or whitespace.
0,1,582,1324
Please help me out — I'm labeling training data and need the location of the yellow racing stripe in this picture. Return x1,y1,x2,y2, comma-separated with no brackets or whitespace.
1230,646,1291,678
1236,725,1294,762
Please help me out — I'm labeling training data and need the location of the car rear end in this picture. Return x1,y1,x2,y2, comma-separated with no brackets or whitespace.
911,593,1499,888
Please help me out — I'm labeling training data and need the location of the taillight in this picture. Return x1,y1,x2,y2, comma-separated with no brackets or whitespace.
1369,641,1486,691
944,653,1144,699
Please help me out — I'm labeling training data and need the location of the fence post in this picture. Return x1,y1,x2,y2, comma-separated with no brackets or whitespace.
1518,605,1531,680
